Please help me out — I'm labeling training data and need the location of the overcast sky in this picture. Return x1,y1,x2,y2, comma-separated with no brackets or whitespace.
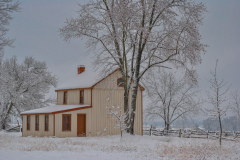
3,0,240,121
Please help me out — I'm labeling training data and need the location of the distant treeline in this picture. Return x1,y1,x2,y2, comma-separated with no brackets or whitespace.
144,117,240,132
144,119,202,129
203,116,240,131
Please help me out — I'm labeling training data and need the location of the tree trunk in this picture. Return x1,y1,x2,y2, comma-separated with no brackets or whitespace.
219,115,222,147
120,122,122,137
124,89,129,132
129,81,139,134
122,70,132,133
166,123,170,131
124,91,129,113
1,102,13,129
129,40,143,134
123,73,129,113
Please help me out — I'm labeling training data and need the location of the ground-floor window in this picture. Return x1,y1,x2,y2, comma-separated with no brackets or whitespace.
35,115,39,131
62,114,71,131
45,115,49,131
27,115,30,130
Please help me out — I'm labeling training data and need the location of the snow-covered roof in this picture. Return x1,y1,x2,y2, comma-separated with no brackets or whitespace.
20,105,91,114
55,68,145,91
56,69,101,90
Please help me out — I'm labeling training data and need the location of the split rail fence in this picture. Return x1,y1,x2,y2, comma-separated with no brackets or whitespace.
143,128,240,141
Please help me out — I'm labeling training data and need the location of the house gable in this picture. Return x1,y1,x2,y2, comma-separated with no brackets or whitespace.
92,69,145,91
55,68,145,91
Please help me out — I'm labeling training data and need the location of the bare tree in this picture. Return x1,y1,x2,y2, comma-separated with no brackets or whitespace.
0,0,20,65
204,59,230,147
231,90,240,120
60,0,207,134
0,56,58,129
144,69,200,130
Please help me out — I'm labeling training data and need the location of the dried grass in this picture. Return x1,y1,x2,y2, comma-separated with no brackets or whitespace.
154,141,236,160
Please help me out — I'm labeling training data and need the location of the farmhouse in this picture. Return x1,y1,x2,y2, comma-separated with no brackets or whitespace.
20,66,144,137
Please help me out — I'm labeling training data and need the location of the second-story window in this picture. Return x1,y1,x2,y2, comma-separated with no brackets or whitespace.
80,90,84,104
63,91,67,104
117,78,124,86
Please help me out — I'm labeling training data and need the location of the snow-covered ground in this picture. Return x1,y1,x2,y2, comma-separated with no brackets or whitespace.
0,131,240,160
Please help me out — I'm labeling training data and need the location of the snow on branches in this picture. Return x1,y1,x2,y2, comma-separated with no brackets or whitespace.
60,0,207,134
231,90,240,120
204,59,230,147
0,56,58,129
0,0,20,64
106,97,129,137
144,68,201,130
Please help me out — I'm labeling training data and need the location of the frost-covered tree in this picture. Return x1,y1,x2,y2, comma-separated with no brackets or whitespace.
60,0,207,134
0,56,58,129
144,69,200,130
204,59,230,147
0,0,20,65
105,85,129,137
107,104,128,137
231,90,240,120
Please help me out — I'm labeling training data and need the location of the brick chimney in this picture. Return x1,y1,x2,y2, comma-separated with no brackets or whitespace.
78,65,85,74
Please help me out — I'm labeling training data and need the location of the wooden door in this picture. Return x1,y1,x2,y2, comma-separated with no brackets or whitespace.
77,114,86,137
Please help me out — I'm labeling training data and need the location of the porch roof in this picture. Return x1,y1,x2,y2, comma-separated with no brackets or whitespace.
20,105,91,115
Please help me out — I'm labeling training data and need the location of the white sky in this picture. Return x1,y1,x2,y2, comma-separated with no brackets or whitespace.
3,0,240,121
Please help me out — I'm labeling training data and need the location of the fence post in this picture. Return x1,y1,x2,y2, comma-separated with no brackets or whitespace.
179,129,182,138
149,124,152,136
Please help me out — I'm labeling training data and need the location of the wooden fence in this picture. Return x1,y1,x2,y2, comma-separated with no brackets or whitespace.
143,128,240,140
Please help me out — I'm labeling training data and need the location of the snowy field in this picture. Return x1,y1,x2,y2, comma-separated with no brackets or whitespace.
0,132,240,160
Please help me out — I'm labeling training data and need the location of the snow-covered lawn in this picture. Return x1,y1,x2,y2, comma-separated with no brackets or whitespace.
0,132,240,160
